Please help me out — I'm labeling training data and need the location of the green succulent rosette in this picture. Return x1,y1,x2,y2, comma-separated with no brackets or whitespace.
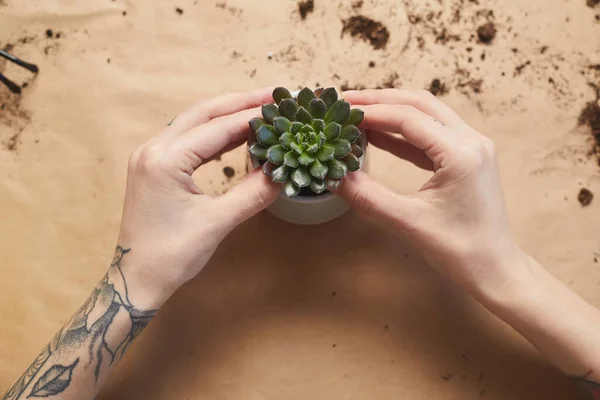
248,87,365,197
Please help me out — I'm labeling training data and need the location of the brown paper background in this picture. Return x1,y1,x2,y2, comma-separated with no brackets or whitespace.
1,0,599,398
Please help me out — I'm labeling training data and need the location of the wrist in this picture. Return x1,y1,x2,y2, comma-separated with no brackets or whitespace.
107,246,179,311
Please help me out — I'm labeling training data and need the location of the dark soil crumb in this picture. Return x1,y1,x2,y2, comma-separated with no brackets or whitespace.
429,78,448,96
122,11,127,16
458,79,483,94
107,58,111,63
223,166,235,178
215,155,222,161
587,0,599,8
540,46,549,54
352,0,363,10
298,0,314,20
369,61,376,68
342,15,390,50
578,188,594,206
377,72,400,89
434,27,460,44
514,60,531,76
340,81,365,91
175,7,184,15
477,22,496,44
45,29,54,38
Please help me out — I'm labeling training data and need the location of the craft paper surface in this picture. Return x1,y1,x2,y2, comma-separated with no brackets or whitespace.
1,0,599,398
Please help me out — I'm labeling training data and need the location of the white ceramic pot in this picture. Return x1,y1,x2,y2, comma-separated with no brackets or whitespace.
247,134,368,225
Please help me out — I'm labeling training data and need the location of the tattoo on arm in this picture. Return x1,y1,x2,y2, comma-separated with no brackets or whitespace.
1,247,157,400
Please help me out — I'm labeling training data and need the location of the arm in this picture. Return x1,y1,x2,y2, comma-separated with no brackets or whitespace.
337,88,600,398
1,88,281,400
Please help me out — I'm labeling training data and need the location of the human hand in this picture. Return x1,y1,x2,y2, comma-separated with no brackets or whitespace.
116,88,281,307
337,89,530,298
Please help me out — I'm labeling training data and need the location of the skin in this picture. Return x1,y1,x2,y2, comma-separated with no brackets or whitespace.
2,87,600,399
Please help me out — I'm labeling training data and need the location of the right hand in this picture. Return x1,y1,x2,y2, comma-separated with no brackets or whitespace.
337,89,532,298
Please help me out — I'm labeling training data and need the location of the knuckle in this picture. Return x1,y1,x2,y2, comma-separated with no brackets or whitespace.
137,145,168,173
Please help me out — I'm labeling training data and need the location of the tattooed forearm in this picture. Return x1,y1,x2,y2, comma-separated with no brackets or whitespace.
1,247,157,400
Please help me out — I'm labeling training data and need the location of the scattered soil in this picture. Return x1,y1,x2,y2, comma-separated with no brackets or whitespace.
377,72,400,89
579,83,600,162
298,0,314,20
578,188,594,206
477,22,496,44
0,89,32,152
223,166,235,178
176,7,184,15
352,0,363,11
429,78,448,96
514,60,531,76
369,61,375,68
587,0,600,8
341,15,390,50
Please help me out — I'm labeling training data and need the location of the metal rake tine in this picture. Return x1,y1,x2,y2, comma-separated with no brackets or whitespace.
0,49,39,74
0,72,22,94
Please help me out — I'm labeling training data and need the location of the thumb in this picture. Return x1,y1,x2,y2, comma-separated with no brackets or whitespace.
334,171,421,227
218,168,281,226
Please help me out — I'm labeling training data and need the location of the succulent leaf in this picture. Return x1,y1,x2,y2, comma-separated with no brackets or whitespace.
273,116,292,134
346,108,364,126
323,122,341,140
249,117,266,133
279,99,299,121
296,107,313,125
316,144,335,161
279,132,294,149
310,179,327,194
339,125,361,143
262,161,275,177
257,125,280,146
291,122,303,134
249,143,268,160
312,119,325,133
272,165,290,183
290,142,303,155
318,132,327,147
267,145,286,164
326,178,341,190
308,99,327,119
306,143,319,154
298,152,315,165
298,87,317,109
342,153,361,171
351,143,364,158
330,139,351,158
320,87,338,109
291,166,312,187
309,159,328,179
273,87,292,105
284,151,300,168
284,181,300,197
327,159,348,179
324,100,350,125
262,104,280,123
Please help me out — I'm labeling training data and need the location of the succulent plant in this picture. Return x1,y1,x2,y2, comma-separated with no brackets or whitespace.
248,87,365,197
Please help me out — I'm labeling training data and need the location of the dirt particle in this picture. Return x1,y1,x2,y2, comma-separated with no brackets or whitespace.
341,15,390,50
107,58,111,63
514,60,531,76
578,188,594,207
352,0,363,10
332,344,337,348
122,10,127,16
540,46,549,54
477,22,496,44
223,166,235,178
298,0,314,20
376,72,400,89
45,29,54,38
429,78,448,96
176,7,184,15
369,61,375,68
1,86,32,151
587,0,599,8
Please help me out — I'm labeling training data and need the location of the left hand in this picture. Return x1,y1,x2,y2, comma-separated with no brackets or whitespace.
117,88,281,307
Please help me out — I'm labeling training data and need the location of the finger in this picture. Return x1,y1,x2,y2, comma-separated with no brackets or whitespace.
217,169,281,226
201,138,246,164
357,104,453,166
177,107,261,169
343,88,466,128
168,87,274,135
334,171,423,231
367,129,434,171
